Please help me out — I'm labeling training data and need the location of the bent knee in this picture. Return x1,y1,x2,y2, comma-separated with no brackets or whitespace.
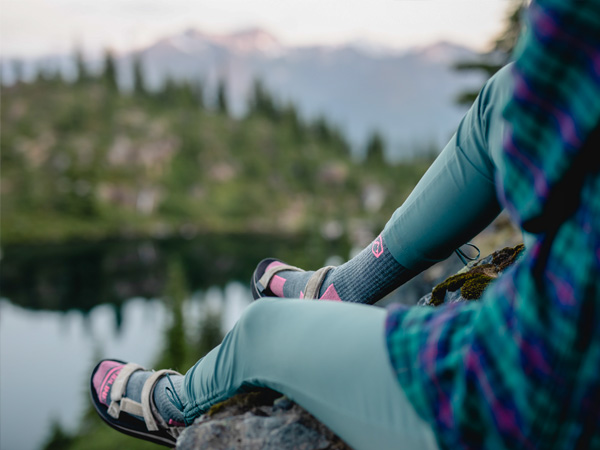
235,297,283,341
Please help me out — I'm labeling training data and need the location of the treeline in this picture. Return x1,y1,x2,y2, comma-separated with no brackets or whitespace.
4,49,389,160
453,0,525,106
1,49,432,244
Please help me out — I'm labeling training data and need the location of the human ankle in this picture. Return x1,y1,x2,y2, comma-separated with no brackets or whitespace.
265,260,313,298
315,235,412,303
153,374,185,425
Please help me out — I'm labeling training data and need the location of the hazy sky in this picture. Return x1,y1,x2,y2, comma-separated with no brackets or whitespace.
1,0,512,58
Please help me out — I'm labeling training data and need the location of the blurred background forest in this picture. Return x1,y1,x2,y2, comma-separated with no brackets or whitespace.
2,59,432,244
1,1,525,449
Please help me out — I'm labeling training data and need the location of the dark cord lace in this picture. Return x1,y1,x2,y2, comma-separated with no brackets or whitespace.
164,374,184,412
455,243,481,266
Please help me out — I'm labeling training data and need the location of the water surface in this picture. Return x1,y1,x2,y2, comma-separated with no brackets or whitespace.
0,233,446,449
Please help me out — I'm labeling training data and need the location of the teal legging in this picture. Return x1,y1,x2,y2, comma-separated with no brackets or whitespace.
182,298,439,450
181,65,519,450
383,64,524,270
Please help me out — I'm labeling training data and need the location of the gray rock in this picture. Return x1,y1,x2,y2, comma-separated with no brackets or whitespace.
176,389,353,450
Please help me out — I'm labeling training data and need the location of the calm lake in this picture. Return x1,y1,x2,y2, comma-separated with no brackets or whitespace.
0,233,454,450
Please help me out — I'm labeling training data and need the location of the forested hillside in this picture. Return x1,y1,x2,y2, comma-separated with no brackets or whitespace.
1,61,433,244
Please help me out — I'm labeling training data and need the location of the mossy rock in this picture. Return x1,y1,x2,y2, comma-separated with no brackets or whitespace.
419,243,525,307
205,389,282,419
177,388,353,450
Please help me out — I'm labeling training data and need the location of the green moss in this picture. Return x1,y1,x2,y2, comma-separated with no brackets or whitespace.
492,243,525,271
431,272,480,306
430,270,491,305
206,389,281,418
429,243,525,306
461,274,495,300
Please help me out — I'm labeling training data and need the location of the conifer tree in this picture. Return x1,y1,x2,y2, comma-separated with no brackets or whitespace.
102,49,119,92
194,79,204,108
74,47,90,85
178,80,196,107
216,79,228,115
365,131,386,166
283,102,304,141
132,54,146,96
160,77,176,103
196,309,223,358
159,257,188,370
454,0,526,106
248,79,279,120
313,116,333,143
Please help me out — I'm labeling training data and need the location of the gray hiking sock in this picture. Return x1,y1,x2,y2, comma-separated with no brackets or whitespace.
116,371,185,424
153,375,185,425
270,235,415,303
280,271,313,298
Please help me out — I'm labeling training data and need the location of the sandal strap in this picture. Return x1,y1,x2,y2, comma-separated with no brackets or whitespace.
141,369,182,432
258,263,303,293
303,266,335,299
107,363,145,419
119,397,144,417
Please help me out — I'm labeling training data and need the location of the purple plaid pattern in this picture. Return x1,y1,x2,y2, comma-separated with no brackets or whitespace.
385,1,600,448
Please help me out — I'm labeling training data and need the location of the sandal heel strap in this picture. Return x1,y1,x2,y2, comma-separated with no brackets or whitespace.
141,369,182,432
258,263,303,292
304,266,335,299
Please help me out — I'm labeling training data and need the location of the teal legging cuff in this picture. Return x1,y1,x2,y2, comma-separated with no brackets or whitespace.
383,64,515,271
181,298,439,450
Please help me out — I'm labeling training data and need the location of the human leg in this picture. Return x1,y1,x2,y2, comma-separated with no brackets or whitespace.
383,64,516,268
253,67,515,303
251,237,415,303
182,298,439,450
382,134,500,271
252,134,501,303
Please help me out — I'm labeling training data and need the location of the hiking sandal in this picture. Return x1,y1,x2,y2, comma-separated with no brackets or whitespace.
251,258,335,300
90,359,184,447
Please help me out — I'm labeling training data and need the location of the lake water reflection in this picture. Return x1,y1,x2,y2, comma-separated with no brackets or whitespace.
0,233,447,450
0,234,350,450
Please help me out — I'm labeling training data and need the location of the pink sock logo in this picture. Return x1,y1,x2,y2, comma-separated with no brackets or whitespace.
372,235,384,258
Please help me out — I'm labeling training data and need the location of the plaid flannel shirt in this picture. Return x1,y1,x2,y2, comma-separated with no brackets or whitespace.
385,1,600,448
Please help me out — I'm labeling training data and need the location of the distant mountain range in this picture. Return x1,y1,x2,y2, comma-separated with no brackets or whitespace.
3,28,488,159
134,28,486,158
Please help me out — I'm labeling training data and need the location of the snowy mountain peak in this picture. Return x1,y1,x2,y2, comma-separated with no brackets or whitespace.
127,28,481,158
154,27,283,56
212,28,283,55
